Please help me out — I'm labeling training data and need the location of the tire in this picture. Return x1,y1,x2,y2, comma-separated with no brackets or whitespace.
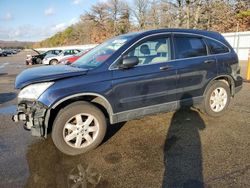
49,59,58,65
52,101,107,155
203,80,231,117
36,58,42,64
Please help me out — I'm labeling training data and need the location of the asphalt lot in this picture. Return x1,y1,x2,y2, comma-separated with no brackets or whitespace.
0,51,250,188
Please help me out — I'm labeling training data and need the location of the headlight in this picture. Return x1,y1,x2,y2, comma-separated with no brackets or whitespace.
18,82,54,100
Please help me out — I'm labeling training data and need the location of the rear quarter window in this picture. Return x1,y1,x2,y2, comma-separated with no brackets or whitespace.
205,38,230,54
46,51,53,55
54,50,61,55
174,36,207,59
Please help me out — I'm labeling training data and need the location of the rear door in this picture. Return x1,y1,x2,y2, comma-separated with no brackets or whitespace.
204,38,233,76
111,34,178,115
173,34,217,102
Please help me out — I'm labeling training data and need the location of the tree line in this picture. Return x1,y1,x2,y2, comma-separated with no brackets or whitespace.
34,0,250,47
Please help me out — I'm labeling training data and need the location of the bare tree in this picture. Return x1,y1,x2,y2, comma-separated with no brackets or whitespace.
185,0,190,28
85,2,110,30
107,0,122,34
118,2,131,33
192,0,202,29
132,0,150,29
147,0,160,29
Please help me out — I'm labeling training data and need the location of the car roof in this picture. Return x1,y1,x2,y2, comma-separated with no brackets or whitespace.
123,28,227,46
116,28,222,40
62,49,81,52
133,28,220,38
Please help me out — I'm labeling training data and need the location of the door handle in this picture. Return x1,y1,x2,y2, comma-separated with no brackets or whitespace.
204,59,215,64
160,65,172,70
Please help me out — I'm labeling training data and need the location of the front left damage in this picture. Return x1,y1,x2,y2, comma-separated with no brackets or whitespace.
12,100,49,137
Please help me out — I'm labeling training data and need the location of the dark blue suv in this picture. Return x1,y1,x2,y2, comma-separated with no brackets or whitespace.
13,29,243,155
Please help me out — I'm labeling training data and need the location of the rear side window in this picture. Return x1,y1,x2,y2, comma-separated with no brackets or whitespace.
54,50,61,55
46,51,53,55
174,36,207,59
205,38,229,54
73,49,80,54
64,50,71,55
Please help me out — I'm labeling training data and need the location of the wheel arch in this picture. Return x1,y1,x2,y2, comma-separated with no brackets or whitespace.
44,93,114,137
49,58,58,64
203,75,235,96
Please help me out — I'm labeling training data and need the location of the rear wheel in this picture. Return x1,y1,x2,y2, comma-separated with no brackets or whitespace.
49,59,58,65
52,101,107,155
203,81,231,117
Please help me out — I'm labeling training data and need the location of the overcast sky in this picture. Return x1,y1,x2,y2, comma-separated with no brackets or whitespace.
0,0,100,41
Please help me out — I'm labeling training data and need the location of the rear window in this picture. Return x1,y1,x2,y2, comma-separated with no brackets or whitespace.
174,36,207,59
205,38,230,54
54,50,62,55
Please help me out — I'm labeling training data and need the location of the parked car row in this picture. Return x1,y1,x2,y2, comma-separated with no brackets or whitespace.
0,48,21,56
26,48,93,65
58,48,92,65
26,49,62,65
42,49,82,65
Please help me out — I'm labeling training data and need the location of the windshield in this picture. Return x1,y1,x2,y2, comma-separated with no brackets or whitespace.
75,48,92,56
72,35,134,69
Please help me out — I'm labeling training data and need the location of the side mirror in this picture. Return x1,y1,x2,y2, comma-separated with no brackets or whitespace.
120,56,139,69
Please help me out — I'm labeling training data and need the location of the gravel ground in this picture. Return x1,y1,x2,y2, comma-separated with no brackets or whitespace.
0,51,250,188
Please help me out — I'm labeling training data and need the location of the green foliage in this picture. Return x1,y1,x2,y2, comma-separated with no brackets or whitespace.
237,10,250,17
34,26,76,47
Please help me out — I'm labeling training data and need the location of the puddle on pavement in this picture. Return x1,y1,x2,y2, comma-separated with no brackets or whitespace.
0,105,16,115
23,139,108,188
0,62,9,69
67,164,102,187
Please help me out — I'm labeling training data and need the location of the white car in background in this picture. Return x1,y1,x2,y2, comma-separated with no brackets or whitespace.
42,49,82,65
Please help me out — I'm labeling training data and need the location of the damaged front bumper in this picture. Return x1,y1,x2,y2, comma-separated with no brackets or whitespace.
12,101,49,137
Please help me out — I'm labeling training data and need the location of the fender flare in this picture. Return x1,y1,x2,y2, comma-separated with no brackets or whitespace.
51,92,114,115
43,93,114,138
203,75,235,96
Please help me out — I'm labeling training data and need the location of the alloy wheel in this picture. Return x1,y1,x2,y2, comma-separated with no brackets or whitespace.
209,87,228,112
63,113,100,148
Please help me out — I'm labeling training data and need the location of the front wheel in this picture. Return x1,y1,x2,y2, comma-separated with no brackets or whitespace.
203,81,231,117
36,57,42,64
52,101,107,155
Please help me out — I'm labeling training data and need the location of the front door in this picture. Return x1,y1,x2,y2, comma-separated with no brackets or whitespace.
111,35,178,120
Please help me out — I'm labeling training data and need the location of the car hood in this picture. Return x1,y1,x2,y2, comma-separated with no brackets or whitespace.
31,48,41,55
15,65,88,89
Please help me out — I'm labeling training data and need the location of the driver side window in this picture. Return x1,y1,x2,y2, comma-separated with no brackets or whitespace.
127,37,171,65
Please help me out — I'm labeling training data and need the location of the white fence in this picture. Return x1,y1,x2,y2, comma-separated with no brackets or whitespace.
222,31,250,61
34,44,97,52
